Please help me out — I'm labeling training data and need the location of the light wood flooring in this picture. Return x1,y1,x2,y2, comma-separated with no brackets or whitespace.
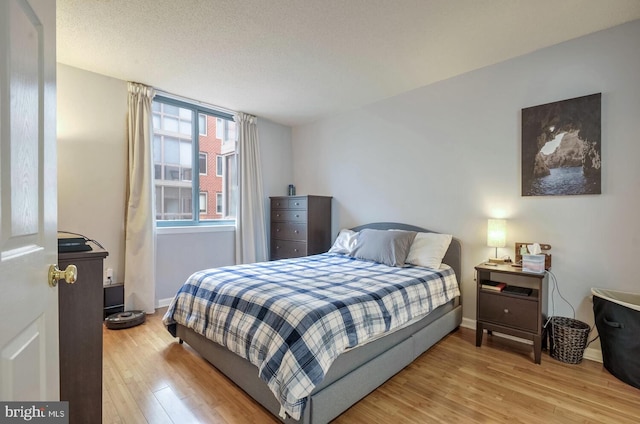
103,308,640,423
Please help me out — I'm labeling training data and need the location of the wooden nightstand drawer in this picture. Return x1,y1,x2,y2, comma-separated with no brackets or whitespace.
271,222,307,241
479,291,538,332
271,239,307,259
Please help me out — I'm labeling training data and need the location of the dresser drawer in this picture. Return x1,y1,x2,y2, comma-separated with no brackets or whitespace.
271,198,288,209
271,197,308,210
271,209,307,223
478,291,538,332
272,222,307,241
288,197,307,209
271,239,307,259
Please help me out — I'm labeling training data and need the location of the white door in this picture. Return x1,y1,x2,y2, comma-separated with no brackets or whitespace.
0,0,59,401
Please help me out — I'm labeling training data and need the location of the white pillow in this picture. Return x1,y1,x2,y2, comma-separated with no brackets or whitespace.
405,232,452,269
328,229,357,255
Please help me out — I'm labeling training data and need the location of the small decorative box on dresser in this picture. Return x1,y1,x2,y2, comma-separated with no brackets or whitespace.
58,247,108,424
270,195,332,260
475,263,548,364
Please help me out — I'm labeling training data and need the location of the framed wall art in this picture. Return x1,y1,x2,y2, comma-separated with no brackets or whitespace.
521,93,601,196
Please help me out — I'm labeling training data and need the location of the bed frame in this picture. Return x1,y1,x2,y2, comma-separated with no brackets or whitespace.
175,222,462,423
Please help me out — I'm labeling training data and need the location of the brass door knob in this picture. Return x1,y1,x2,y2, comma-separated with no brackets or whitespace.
48,264,78,287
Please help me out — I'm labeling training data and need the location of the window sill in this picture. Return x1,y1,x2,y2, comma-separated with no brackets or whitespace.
157,225,235,235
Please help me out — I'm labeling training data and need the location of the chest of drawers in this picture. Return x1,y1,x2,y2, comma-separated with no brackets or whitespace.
270,195,332,260
58,247,108,423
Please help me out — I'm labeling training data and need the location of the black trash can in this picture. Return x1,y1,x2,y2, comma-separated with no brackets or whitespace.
592,288,640,389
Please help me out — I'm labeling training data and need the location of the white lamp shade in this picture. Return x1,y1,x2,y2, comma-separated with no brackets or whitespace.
487,219,506,248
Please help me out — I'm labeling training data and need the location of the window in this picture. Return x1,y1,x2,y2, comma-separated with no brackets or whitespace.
224,154,238,218
216,155,223,177
153,95,237,225
199,152,207,175
199,192,207,213
216,192,222,214
216,118,237,152
198,114,207,136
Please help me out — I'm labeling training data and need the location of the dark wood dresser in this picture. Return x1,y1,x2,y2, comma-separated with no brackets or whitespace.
58,246,108,424
270,195,332,260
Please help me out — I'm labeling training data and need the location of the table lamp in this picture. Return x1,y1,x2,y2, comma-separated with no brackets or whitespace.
487,219,506,264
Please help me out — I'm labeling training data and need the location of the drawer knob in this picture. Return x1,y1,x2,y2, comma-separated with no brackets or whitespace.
276,229,280,232
295,214,300,218
504,309,509,314
294,230,298,233
276,214,280,217
294,202,300,206
293,248,298,252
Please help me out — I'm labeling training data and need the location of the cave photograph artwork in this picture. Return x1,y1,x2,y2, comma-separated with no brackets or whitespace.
521,93,601,196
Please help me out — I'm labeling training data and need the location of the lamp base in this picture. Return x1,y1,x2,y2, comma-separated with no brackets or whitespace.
487,257,506,264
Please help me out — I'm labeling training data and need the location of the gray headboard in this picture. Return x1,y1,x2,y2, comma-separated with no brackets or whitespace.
350,222,462,283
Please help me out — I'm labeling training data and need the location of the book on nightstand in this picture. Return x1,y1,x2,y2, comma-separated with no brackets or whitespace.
481,281,506,292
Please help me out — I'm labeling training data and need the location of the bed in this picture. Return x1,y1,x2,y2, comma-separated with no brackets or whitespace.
163,222,462,423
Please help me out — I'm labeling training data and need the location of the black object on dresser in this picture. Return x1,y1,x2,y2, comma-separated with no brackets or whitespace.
475,263,548,364
58,246,108,424
270,195,332,260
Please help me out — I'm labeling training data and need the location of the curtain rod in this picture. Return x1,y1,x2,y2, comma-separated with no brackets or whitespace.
154,88,236,116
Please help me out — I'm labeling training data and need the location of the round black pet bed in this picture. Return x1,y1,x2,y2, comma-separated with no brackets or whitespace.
104,310,145,329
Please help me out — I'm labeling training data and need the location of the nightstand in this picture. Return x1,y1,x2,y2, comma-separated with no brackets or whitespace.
104,282,125,319
475,263,548,364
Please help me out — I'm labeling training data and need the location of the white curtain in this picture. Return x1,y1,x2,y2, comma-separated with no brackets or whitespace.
235,112,268,264
125,82,156,313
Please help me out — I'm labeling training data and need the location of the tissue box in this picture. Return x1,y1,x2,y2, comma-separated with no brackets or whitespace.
522,254,545,273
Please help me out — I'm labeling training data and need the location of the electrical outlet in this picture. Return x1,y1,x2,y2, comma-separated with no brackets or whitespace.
104,268,114,284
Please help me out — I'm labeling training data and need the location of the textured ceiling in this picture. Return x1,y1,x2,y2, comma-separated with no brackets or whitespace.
57,0,640,127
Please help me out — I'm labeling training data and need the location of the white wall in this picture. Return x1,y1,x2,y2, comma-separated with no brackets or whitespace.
291,20,640,349
259,117,295,199
57,65,294,305
57,64,128,283
258,117,295,248
155,227,236,302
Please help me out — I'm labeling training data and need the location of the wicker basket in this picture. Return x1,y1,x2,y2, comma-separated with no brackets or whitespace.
549,316,590,364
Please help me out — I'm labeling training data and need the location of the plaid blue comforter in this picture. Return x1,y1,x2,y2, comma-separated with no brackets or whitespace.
162,253,459,420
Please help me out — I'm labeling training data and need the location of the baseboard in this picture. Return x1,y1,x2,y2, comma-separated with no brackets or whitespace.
156,297,174,308
462,317,603,363
583,346,603,363
461,317,475,330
